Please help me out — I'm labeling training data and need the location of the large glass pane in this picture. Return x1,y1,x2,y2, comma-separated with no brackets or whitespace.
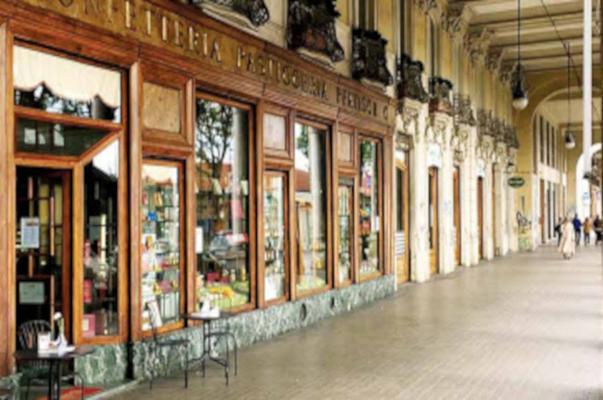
338,178,353,283
195,99,250,310
264,173,287,301
294,123,327,293
359,139,380,276
83,141,119,337
141,163,181,330
17,118,110,156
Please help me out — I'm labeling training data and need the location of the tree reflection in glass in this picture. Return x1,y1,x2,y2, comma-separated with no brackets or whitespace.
294,123,327,293
359,140,380,276
195,99,250,310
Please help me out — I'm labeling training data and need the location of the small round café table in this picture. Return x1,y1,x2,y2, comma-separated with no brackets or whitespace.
14,346,95,400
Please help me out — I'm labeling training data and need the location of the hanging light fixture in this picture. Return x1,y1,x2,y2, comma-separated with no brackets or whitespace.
564,42,576,149
511,0,529,110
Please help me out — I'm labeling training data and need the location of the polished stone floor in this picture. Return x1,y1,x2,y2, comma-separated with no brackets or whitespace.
113,246,603,400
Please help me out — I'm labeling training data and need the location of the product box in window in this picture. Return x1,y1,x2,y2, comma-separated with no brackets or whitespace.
82,314,96,338
83,279,93,304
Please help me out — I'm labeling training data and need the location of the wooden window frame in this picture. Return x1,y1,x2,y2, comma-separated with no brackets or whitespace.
193,91,257,314
356,134,384,283
12,76,129,346
139,158,187,338
291,117,333,300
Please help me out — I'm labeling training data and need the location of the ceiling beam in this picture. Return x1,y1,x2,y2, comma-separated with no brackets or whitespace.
472,10,589,29
490,34,587,50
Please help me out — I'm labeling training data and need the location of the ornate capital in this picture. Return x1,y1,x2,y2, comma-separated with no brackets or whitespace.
396,131,414,152
400,99,422,138
464,28,494,64
442,4,472,39
287,0,344,63
429,112,452,147
352,29,393,87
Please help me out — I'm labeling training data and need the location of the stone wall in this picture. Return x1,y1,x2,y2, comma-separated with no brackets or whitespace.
73,275,396,385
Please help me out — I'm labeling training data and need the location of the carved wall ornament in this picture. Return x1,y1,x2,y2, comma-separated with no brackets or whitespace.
352,29,393,87
429,77,454,115
194,0,270,27
477,109,495,138
287,0,345,63
397,54,429,106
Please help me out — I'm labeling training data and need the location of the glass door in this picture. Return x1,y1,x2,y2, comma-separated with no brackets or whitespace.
16,168,71,341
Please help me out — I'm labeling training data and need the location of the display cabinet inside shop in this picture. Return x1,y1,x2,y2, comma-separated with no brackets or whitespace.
141,162,182,331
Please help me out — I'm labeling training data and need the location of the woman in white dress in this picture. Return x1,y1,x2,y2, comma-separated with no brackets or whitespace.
558,217,576,259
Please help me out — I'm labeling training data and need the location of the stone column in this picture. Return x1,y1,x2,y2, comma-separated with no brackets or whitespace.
402,100,431,282
456,124,473,267
431,113,455,274
482,137,496,260
494,144,509,256
469,127,481,266
507,149,519,252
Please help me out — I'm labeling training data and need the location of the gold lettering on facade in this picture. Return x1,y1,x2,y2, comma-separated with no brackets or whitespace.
188,27,199,52
84,0,102,16
125,0,135,31
144,7,153,36
161,15,168,42
59,0,74,7
174,20,183,47
210,40,221,63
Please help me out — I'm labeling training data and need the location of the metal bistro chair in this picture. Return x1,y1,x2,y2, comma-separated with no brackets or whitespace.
17,320,85,400
147,303,190,390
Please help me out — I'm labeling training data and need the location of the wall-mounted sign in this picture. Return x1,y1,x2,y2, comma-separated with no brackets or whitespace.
20,217,40,249
508,176,525,188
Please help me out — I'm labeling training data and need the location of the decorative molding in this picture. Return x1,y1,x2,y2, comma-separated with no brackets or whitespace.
287,0,344,63
463,28,494,64
352,28,393,87
428,112,452,147
397,54,429,107
400,99,423,140
429,76,453,115
193,0,269,28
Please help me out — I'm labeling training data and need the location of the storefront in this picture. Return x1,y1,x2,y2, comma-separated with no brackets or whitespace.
0,0,395,384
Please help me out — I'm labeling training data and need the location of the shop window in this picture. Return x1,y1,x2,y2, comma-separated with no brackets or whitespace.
141,162,183,331
337,177,354,284
16,118,109,156
359,139,380,277
264,172,288,302
195,98,251,310
294,122,328,293
83,141,119,337
13,46,120,122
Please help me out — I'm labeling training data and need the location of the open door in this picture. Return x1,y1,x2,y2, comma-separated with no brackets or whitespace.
395,162,410,284
428,167,439,276
453,166,461,266
477,177,484,260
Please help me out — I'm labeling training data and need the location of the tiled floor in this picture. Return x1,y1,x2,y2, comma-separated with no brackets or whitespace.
113,246,603,400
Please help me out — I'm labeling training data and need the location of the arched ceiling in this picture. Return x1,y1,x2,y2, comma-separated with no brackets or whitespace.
448,0,600,73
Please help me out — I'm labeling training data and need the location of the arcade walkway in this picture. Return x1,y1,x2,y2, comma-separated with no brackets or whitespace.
114,247,603,400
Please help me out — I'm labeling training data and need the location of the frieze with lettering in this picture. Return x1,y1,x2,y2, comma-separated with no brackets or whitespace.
15,0,391,125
